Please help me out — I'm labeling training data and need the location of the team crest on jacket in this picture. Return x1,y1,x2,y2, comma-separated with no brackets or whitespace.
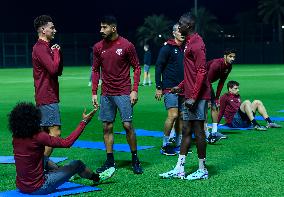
116,48,123,55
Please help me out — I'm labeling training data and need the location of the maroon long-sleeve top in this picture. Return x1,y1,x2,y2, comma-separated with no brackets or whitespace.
32,39,63,106
92,36,141,96
207,58,232,99
12,122,86,193
218,93,241,124
178,33,210,100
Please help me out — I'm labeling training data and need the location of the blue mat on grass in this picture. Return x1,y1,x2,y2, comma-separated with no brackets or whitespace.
0,156,68,164
115,129,164,138
208,124,253,130
255,116,284,121
0,182,100,197
72,140,154,152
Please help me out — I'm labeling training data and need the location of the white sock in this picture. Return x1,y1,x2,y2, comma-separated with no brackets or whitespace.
143,80,146,84
175,155,186,172
199,158,206,170
212,123,218,133
163,136,169,146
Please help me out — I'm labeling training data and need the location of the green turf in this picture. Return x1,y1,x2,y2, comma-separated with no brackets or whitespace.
1,65,284,196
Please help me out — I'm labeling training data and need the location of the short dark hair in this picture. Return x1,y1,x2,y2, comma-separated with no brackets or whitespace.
34,15,53,31
180,12,196,29
8,102,41,138
172,23,179,31
224,48,237,55
101,15,117,26
227,80,239,90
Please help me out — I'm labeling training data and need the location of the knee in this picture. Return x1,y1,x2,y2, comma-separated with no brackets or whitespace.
123,122,133,131
168,112,178,121
181,125,190,137
243,100,251,105
70,160,86,172
103,123,113,133
253,100,263,106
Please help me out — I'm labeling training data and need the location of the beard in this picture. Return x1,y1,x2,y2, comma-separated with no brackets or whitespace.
101,32,112,40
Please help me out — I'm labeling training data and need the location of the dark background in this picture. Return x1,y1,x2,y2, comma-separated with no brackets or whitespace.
1,0,282,67
0,0,257,33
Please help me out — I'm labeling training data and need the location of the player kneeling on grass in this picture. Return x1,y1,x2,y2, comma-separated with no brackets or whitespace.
8,102,115,195
217,81,282,130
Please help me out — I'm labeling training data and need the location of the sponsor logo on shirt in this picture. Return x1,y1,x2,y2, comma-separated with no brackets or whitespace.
175,49,178,54
116,48,123,55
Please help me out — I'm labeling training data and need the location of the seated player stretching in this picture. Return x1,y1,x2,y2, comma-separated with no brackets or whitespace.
218,81,282,130
8,102,115,195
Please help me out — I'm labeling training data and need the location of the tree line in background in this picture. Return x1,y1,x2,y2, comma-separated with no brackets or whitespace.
136,0,284,49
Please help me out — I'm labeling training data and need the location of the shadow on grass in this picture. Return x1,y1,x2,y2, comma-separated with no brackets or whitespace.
115,160,151,171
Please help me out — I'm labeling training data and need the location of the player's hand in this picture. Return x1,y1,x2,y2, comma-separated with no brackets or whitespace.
170,86,182,94
215,99,220,107
208,101,212,109
51,44,61,50
155,89,163,101
82,108,97,124
184,98,196,110
130,91,138,106
92,95,99,109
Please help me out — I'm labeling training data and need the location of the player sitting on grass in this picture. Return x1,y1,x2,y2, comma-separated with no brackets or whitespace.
8,102,115,195
218,81,282,130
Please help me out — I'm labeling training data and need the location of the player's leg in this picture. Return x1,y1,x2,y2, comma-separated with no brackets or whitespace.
252,100,281,128
210,104,227,141
159,103,192,179
239,100,266,130
142,64,148,85
173,95,185,153
115,95,143,174
31,160,115,195
185,100,209,180
161,93,179,155
96,96,117,173
147,71,151,85
39,103,61,171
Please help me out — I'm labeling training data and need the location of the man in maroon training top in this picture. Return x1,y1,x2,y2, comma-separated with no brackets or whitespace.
91,16,142,174
218,80,281,130
206,49,236,143
159,12,211,180
32,15,63,169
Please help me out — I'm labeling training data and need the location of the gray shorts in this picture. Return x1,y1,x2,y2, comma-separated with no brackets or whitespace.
39,103,61,127
99,95,133,122
144,64,150,72
31,160,86,195
183,100,208,121
164,93,184,111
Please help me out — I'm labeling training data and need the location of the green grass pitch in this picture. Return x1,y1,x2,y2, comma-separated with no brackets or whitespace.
0,64,284,196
